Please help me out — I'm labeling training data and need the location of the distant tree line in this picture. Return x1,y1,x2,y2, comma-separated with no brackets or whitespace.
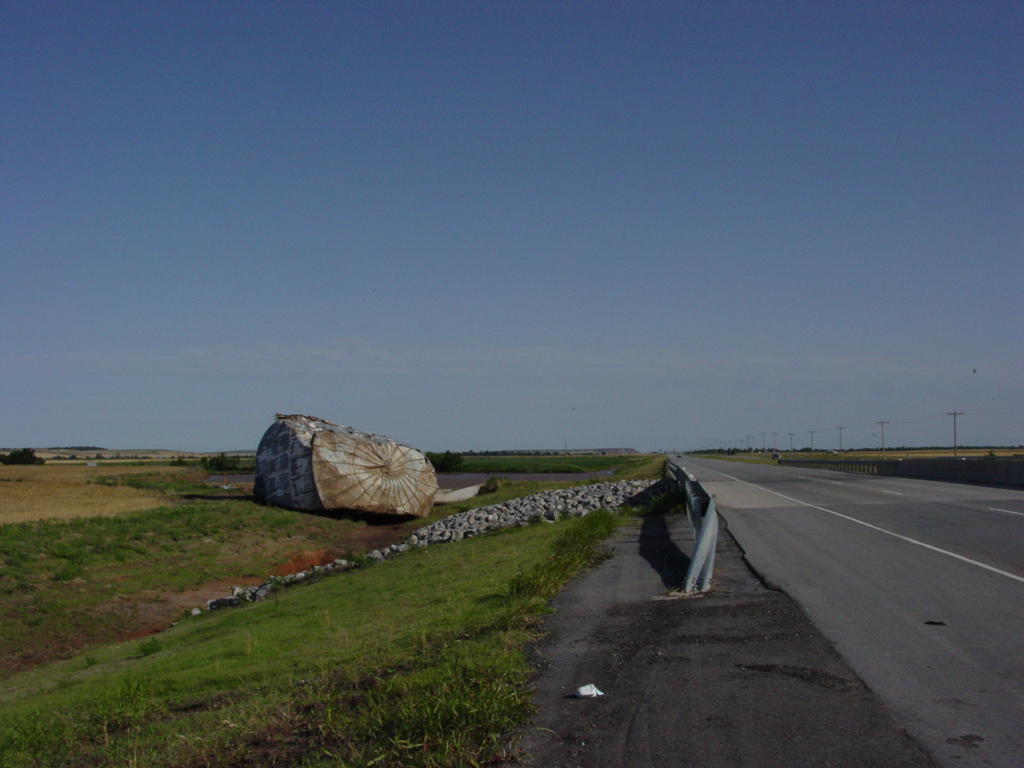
0,448,45,465
201,453,243,472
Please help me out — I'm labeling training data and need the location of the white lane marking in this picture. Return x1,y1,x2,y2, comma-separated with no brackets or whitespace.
711,468,1024,585
990,507,1024,518
879,490,903,496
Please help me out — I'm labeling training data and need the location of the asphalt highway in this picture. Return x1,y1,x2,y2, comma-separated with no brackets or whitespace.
681,456,1024,768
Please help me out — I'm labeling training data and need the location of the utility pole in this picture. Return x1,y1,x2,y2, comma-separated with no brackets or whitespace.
836,426,845,452
876,421,889,458
746,435,755,451
772,432,778,451
761,432,766,451
808,430,816,451
946,411,964,457
788,433,795,451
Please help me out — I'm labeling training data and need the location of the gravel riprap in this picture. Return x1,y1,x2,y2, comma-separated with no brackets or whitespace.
393,479,662,554
205,479,665,610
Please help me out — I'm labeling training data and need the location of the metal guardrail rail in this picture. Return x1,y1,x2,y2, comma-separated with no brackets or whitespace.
665,455,717,592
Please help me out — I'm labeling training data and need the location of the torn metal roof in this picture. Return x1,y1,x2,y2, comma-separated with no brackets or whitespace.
254,414,437,518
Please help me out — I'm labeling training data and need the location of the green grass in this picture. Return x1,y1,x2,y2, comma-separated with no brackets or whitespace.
0,457,666,766
0,500,367,677
457,454,652,474
611,454,666,480
0,457,666,682
0,509,619,768
94,470,234,497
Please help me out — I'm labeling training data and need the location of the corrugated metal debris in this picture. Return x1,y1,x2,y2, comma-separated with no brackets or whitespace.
254,414,437,518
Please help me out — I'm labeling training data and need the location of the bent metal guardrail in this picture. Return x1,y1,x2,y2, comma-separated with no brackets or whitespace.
665,455,717,592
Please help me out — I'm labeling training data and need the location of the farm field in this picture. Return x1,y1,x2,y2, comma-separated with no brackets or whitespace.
0,464,186,525
457,453,653,475
0,456,665,767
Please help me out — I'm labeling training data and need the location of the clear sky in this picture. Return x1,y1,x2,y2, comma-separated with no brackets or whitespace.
2,1,1021,453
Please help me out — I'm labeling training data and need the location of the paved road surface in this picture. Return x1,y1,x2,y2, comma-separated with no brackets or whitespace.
509,512,936,767
682,456,1024,768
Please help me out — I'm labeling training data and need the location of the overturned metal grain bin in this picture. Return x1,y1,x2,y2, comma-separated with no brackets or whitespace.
254,414,437,518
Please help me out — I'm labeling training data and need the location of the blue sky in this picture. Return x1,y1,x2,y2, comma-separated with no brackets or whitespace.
2,1,1021,453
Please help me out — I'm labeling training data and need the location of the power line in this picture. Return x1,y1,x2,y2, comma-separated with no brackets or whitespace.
946,411,964,457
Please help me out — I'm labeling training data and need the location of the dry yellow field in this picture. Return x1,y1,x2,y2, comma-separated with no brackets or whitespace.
0,464,188,524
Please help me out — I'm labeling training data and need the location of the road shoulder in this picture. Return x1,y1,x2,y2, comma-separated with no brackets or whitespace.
507,513,938,768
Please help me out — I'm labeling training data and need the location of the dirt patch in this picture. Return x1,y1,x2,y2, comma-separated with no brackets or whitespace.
329,522,411,555
268,520,419,576
272,550,336,576
128,580,266,634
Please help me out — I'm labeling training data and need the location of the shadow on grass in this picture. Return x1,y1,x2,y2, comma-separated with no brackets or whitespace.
177,492,257,502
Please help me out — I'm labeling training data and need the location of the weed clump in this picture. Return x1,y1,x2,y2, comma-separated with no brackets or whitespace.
137,637,162,657
643,489,688,516
479,475,505,494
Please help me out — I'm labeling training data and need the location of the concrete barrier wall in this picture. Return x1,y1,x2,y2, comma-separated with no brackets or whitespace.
778,458,899,475
894,458,1024,486
778,457,1024,487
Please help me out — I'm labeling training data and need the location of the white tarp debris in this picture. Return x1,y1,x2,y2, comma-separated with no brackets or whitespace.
254,414,437,518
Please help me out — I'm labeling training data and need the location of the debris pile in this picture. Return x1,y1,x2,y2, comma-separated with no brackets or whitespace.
254,414,437,518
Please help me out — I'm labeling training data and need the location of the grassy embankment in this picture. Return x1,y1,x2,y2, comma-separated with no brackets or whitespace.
0,455,665,767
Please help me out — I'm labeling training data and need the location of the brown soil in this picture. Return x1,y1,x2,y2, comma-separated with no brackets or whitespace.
129,580,265,636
